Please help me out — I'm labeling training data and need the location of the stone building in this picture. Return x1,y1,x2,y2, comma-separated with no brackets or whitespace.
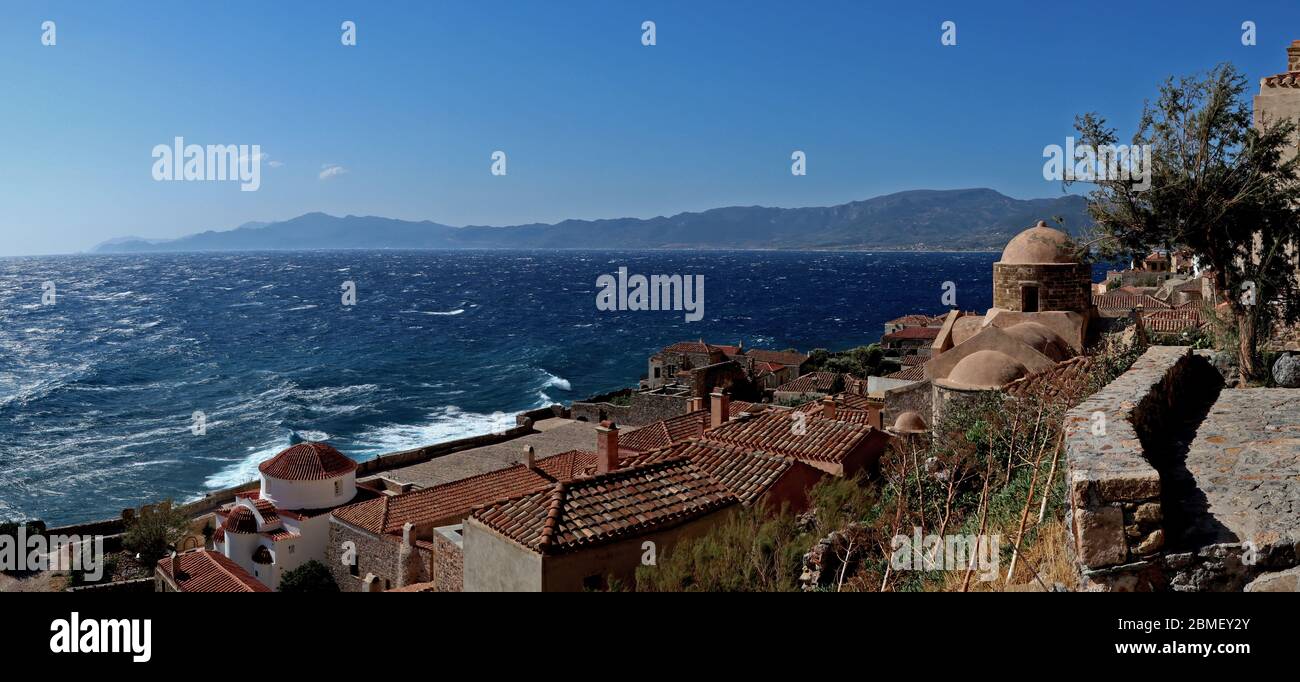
992,221,1091,313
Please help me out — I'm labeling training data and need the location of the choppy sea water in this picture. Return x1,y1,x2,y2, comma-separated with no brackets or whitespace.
0,250,1108,524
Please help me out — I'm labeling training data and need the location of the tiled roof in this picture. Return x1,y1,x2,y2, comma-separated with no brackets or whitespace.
901,354,927,366
792,400,876,426
333,463,556,534
258,442,358,481
883,365,926,382
775,371,849,394
533,449,596,481
1263,71,1300,88
1094,291,1171,311
886,313,946,327
744,349,808,366
386,581,438,592
882,327,941,342
156,549,270,593
663,341,720,355
1002,355,1097,400
222,506,260,534
262,529,299,542
471,458,738,555
835,393,883,410
1142,308,1206,334
620,411,707,452
703,410,875,465
248,498,279,526
624,440,797,505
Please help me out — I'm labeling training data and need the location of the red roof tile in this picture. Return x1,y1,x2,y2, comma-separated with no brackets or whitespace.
258,442,357,481
622,440,798,505
743,349,807,366
471,458,738,555
156,549,270,593
621,411,707,452
222,506,260,534
703,410,876,465
775,371,853,394
883,365,926,382
882,327,942,342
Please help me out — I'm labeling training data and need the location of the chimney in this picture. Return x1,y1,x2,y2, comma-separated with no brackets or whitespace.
688,397,704,413
868,404,883,430
1289,40,1300,72
523,444,536,469
710,391,730,429
822,396,837,419
170,551,186,581
596,420,619,474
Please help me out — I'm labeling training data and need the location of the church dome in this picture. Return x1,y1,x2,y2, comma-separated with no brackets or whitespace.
1000,221,1076,265
259,442,357,481
946,350,1028,389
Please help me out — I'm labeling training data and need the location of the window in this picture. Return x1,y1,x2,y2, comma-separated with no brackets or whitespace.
653,367,661,378
288,545,295,554
582,574,605,591
1021,284,1039,313
334,480,341,495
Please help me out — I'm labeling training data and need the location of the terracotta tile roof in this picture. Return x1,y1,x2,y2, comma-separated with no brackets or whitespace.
262,529,299,542
835,393,883,410
882,327,942,342
249,498,279,526
703,410,875,465
744,348,808,366
156,549,270,593
1263,71,1300,88
901,354,927,366
258,442,358,481
886,313,944,327
222,506,260,534
792,400,876,426
1002,355,1097,400
471,458,738,555
622,440,798,505
775,371,852,394
663,341,719,355
1142,308,1206,334
1094,291,1171,311
883,365,926,382
620,411,707,453
333,463,556,534
533,449,596,481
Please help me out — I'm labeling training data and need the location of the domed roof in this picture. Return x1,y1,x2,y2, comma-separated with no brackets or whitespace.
950,315,986,346
1000,221,1076,265
892,411,928,434
946,350,1029,389
223,506,259,534
1003,321,1072,361
258,442,357,481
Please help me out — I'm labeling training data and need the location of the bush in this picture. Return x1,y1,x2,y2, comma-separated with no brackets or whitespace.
122,501,189,567
278,560,339,593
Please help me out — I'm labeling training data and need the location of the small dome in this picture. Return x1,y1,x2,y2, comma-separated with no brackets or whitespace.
946,350,1028,389
1003,321,1072,361
223,506,259,534
892,411,928,434
1000,221,1076,265
259,442,357,481
251,545,273,565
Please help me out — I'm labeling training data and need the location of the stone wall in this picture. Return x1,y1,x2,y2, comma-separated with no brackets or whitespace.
429,527,463,592
881,379,932,432
1063,346,1205,591
993,262,1091,312
571,390,689,426
327,517,402,592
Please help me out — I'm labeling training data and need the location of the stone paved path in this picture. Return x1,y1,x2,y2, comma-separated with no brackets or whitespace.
1174,389,1300,550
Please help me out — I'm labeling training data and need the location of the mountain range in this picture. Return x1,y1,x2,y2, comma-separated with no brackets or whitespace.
92,188,1091,253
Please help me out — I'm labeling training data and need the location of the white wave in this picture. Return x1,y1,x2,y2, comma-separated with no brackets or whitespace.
351,406,520,458
400,309,465,316
539,371,572,391
203,442,283,489
286,304,319,311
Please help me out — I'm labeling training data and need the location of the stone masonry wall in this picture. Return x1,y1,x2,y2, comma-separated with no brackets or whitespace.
993,262,1091,312
1063,346,1193,591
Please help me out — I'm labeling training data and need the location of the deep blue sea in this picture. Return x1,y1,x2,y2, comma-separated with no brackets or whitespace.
0,250,1108,524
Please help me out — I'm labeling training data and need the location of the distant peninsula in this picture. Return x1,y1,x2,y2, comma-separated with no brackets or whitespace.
93,188,1091,254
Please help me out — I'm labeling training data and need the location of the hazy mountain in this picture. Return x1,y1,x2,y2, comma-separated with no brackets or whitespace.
93,189,1091,253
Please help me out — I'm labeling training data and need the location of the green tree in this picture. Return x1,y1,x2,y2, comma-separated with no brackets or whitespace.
1071,64,1300,380
122,500,189,567
278,560,340,593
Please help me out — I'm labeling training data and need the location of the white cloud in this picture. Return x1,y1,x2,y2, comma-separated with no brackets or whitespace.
319,164,347,180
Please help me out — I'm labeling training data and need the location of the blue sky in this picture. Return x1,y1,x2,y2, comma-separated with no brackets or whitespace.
1,0,1298,256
